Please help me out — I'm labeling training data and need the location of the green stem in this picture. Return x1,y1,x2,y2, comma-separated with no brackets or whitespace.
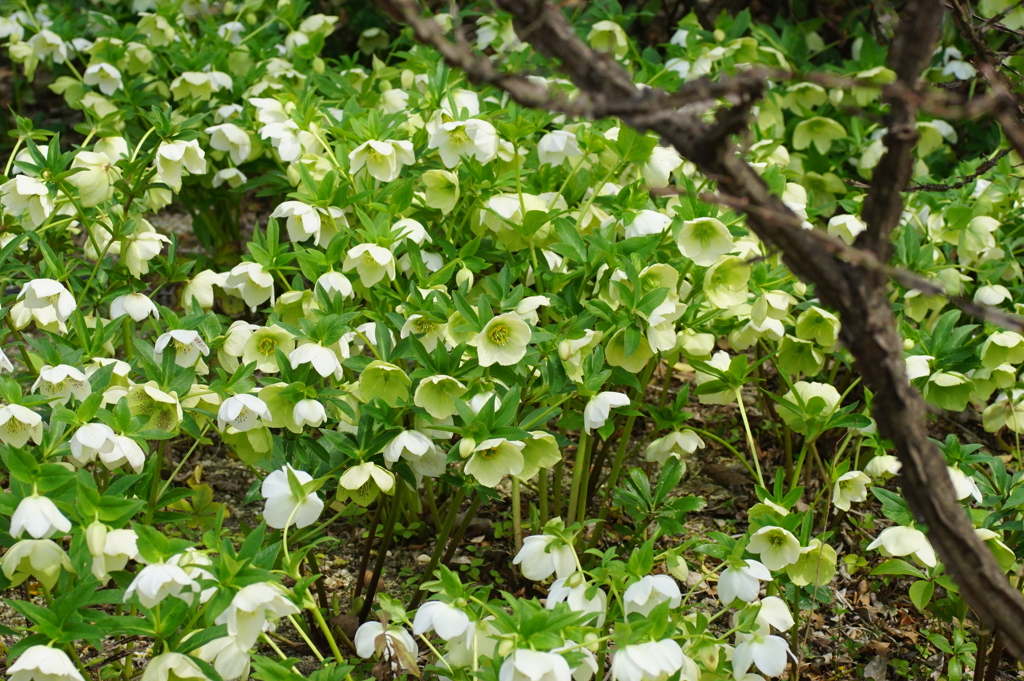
566,429,589,526
409,487,465,611
288,614,324,662
538,468,549,527
734,388,766,487
790,439,811,493
441,491,482,565
358,481,405,621
511,477,523,550
310,602,345,661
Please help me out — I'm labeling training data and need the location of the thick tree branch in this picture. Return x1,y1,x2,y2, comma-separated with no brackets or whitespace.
381,0,1024,659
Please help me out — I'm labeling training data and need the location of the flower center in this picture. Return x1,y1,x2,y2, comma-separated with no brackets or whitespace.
767,534,785,548
362,252,379,267
488,323,510,346
478,446,501,460
448,126,470,146
258,337,277,356
414,318,436,335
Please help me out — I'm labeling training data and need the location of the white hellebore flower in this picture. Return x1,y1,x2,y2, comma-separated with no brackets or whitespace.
206,124,252,165
124,562,200,608
429,119,499,167
464,437,526,487
746,526,801,571
499,649,572,681
676,217,734,266
354,621,419,668
348,139,415,182
611,640,693,681
8,646,85,681
11,494,72,539
733,634,793,679
832,470,870,511
624,210,672,239
19,278,76,324
69,422,116,466
413,600,471,640
948,465,983,504
547,575,608,626
477,313,532,367
718,559,773,605
223,262,275,311
155,139,207,192
154,330,210,368
513,533,576,581
218,394,272,432
293,399,326,428
140,653,208,681
538,129,582,167
865,454,902,478
261,465,324,529
343,243,396,287
32,364,90,405
214,582,300,649
623,574,682,616
867,525,936,567
0,404,44,448
583,392,631,434
110,293,159,322
1,176,54,229
83,63,123,95
289,342,342,379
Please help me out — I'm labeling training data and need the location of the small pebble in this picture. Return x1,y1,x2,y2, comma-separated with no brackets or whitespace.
416,554,431,563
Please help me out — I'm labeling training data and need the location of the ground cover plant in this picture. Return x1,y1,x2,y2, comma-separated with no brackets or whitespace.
2,0,1024,679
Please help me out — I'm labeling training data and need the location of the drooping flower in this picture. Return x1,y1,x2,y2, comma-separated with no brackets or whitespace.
547,574,608,626
718,559,772,605
623,574,681,616
261,465,324,529
354,621,419,670
206,123,252,165
412,600,471,640
215,582,300,649
583,392,630,434
154,330,210,368
611,640,694,681
867,525,936,567
68,151,119,206
0,176,54,229
732,634,793,679
644,430,705,463
0,404,43,448
110,293,159,322
414,375,468,419
464,437,526,487
289,342,342,379
343,243,397,287
2,539,73,590
832,470,870,511
348,139,415,182
223,262,275,311
477,313,531,367
746,526,801,571
676,217,734,267
7,645,85,681
513,533,576,581
338,462,395,506
18,279,76,326
499,649,573,681
124,562,201,608
32,364,91,405
11,494,72,539
429,119,499,167
218,394,272,433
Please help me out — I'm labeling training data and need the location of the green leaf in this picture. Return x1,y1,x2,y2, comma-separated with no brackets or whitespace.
870,559,925,579
909,579,934,612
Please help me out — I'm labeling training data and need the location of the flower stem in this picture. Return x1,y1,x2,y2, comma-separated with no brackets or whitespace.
409,486,465,610
309,600,345,662
287,614,324,662
358,480,405,622
734,388,765,488
511,477,523,550
566,429,589,526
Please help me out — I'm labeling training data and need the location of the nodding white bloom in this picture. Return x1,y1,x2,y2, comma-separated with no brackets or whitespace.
110,293,159,322
414,375,468,420
393,217,431,245
218,394,272,432
206,123,252,165
0,176,54,229
315,271,354,300
0,404,44,448
348,139,416,182
413,600,471,640
513,533,576,581
477,313,532,367
676,217,734,266
583,392,631,434
832,470,871,511
354,621,419,669
105,435,146,472
383,430,446,478
642,146,684,187
747,526,801,571
194,636,251,681
464,437,526,487
904,354,934,381
974,284,1011,306
400,314,447,352
429,119,499,167
32,364,91,405
718,559,773,605
213,168,248,188
343,243,397,287
827,214,867,245
124,223,171,278
83,62,122,95
141,653,209,681
499,649,573,681
181,270,224,310
215,582,300,650
751,596,794,634
0,348,13,373
154,330,210,368
28,30,68,63
223,262,275,311
644,430,705,463
732,634,793,679
623,574,682,616
293,399,326,429
338,462,396,506
11,494,71,539
624,210,672,239
271,201,319,244
7,645,85,681
865,454,902,478
948,465,983,504
68,151,119,206
611,640,694,681
867,525,936,567
69,422,117,466
289,342,342,379
154,139,207,192
547,574,608,626
2,539,72,590
87,522,139,582
538,129,582,167
261,465,324,529
124,562,200,608
422,168,460,214
169,71,232,100
18,279,76,326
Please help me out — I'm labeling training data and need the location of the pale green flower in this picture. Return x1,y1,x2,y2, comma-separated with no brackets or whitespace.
923,371,973,412
605,329,653,373
358,361,411,407
68,151,118,207
778,381,840,434
676,217,734,267
338,462,395,506
703,256,751,309
463,437,525,487
981,331,1024,369
422,169,460,214
832,470,870,511
785,539,837,586
242,325,295,373
795,306,840,348
517,432,561,481
792,116,846,155
414,375,468,419
587,20,629,58
775,335,824,377
747,526,801,570
477,313,531,367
